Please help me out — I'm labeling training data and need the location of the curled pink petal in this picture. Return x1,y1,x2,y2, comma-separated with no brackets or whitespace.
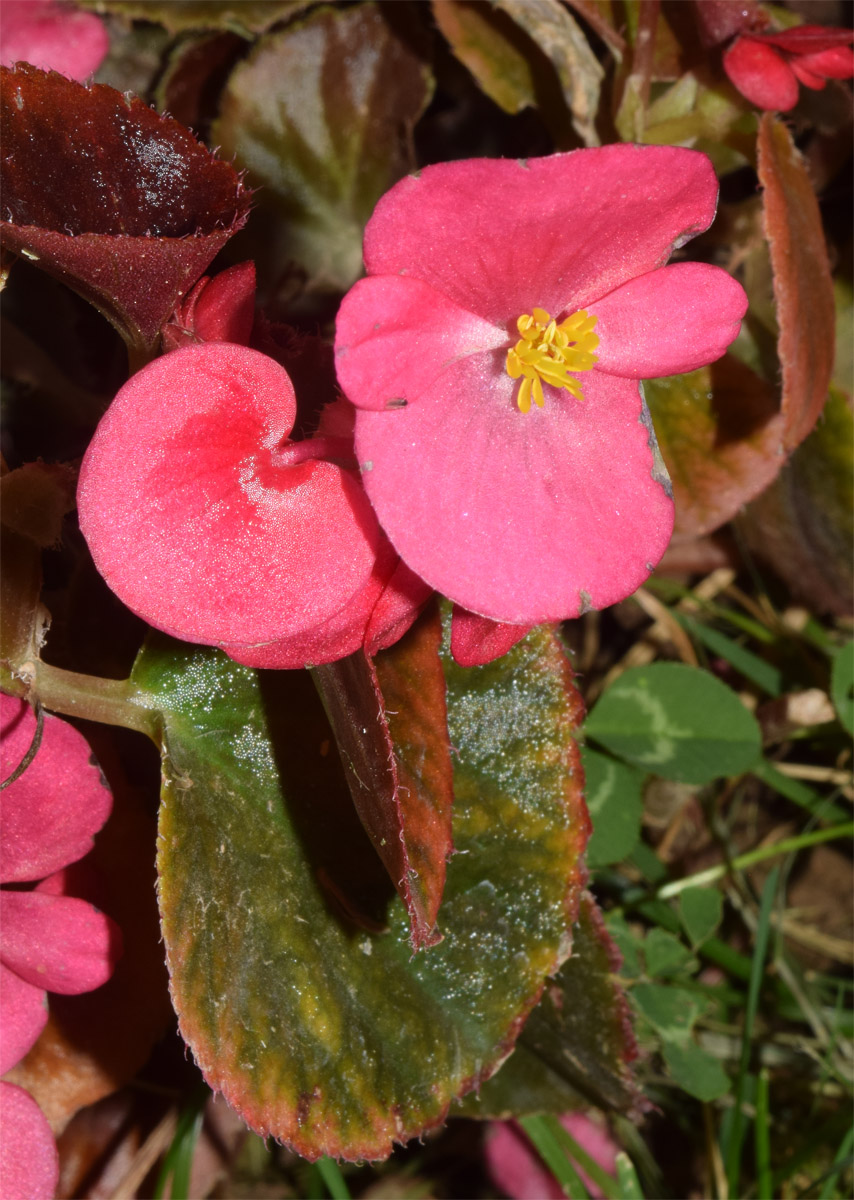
794,45,854,78
593,263,748,379
0,964,47,1075
163,262,257,351
450,607,532,667
363,148,720,325
0,0,108,81
354,360,674,624
723,38,800,110
789,60,828,89
78,343,384,648
0,694,112,885
0,1082,58,1200
0,891,122,995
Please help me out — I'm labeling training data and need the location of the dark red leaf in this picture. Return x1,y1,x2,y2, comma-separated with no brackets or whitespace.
0,65,251,352
757,113,835,450
312,605,454,951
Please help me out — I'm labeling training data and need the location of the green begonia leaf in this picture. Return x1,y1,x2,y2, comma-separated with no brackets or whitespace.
581,747,643,868
584,663,762,785
643,357,784,539
136,618,589,1160
430,0,538,116
213,3,432,311
458,893,644,1118
81,1,308,36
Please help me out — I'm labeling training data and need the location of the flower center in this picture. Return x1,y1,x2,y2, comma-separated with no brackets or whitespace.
505,308,599,413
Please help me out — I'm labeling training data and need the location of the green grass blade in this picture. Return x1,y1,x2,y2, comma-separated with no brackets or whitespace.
676,613,782,695
153,1086,208,1200
614,1151,645,1199
817,1125,854,1200
752,759,850,826
754,1069,771,1200
723,866,780,1196
519,1115,591,1199
541,1114,621,1199
315,1157,351,1200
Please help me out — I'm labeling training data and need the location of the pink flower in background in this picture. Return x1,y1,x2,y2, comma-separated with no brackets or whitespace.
0,1,108,80
77,343,430,668
723,25,854,111
0,693,122,1200
335,147,747,627
486,1113,620,1200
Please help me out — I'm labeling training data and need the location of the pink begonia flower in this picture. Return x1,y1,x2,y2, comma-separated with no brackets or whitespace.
1,693,122,1200
0,0,108,81
78,343,429,668
450,606,531,668
723,25,854,112
486,1113,619,1200
334,147,748,626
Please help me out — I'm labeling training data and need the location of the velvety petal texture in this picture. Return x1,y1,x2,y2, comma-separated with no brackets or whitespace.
724,38,800,110
362,147,721,325
355,364,674,624
594,264,748,378
0,0,108,81
0,1082,59,1200
0,964,47,1075
337,147,746,627
450,608,532,668
1,695,112,884
0,891,121,995
78,344,385,650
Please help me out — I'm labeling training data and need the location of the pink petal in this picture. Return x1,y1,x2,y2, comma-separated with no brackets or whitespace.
789,60,827,89
191,261,256,345
723,38,800,110
0,0,108,81
364,558,432,655
793,45,854,80
335,275,507,411
0,891,121,995
593,263,747,378
363,148,721,326
0,963,47,1075
0,695,112,884
0,1082,58,1200
78,344,384,647
354,359,674,624
756,25,854,55
450,607,532,667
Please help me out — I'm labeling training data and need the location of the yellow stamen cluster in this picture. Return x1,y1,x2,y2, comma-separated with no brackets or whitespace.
506,307,599,413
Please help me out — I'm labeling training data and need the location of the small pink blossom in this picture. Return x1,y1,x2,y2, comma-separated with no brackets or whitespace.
77,343,430,667
335,148,747,627
0,1,108,81
0,694,122,1200
723,25,854,111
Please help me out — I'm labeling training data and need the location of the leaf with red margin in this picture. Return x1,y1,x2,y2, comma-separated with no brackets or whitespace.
0,65,251,352
644,356,785,538
139,612,588,1161
456,892,645,1118
757,112,835,451
312,605,454,951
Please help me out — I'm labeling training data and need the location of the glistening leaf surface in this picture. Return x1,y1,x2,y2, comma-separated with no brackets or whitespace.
584,663,762,784
139,620,587,1160
458,893,643,1118
0,65,250,350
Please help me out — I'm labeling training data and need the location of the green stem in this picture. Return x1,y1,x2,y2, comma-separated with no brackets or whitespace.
28,661,158,739
655,824,854,899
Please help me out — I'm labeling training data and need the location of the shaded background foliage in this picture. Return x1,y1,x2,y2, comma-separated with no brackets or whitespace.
1,0,852,1197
